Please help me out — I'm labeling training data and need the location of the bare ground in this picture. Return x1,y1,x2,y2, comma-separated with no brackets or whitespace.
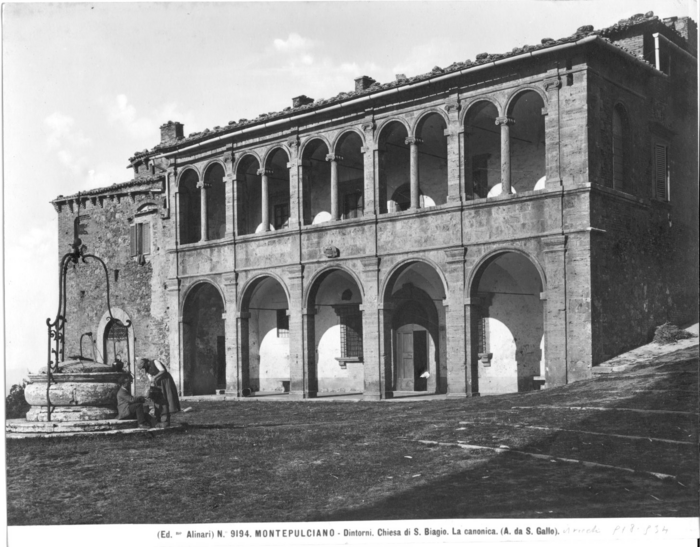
5,346,698,525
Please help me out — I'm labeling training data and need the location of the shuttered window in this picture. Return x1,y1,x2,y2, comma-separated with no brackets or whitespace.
130,222,151,256
654,144,669,201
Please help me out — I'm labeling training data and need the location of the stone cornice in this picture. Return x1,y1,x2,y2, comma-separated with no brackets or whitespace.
52,175,164,206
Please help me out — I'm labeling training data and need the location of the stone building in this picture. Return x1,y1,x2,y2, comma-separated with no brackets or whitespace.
53,13,698,398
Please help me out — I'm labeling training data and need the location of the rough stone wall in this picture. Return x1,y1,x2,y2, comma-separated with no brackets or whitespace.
56,191,169,396
587,38,698,363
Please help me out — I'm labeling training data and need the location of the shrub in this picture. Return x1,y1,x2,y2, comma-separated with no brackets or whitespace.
5,384,30,419
653,322,696,345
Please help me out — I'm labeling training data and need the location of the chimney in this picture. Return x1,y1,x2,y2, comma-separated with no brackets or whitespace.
160,121,184,145
354,75,376,92
292,95,314,108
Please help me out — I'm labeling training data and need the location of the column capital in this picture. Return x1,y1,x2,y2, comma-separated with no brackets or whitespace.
325,154,343,163
257,168,273,176
196,181,212,189
544,77,562,91
405,136,423,146
165,278,181,292
495,117,515,127
542,234,568,252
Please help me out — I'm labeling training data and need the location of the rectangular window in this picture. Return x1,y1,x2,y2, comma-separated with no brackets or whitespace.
274,203,290,230
276,309,289,338
343,192,363,219
130,222,151,256
336,305,363,359
654,143,669,201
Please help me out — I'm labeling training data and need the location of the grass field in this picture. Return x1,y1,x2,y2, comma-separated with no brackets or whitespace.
6,346,698,525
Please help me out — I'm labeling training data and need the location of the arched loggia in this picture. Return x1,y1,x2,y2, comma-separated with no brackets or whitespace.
179,169,201,244
182,282,226,395
382,260,447,394
469,251,545,394
239,276,291,393
306,268,364,395
204,163,226,240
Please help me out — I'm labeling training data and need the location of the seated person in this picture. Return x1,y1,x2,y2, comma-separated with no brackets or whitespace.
116,376,151,428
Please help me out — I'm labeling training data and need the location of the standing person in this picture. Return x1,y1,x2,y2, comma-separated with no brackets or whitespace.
138,358,181,428
116,376,151,428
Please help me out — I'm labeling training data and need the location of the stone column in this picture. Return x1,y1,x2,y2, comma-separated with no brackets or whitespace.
542,235,568,387
495,117,514,195
405,136,422,209
165,278,182,392
257,168,272,232
543,76,563,188
197,181,209,241
375,303,394,399
361,118,377,216
224,176,235,239
445,94,463,202
326,154,342,221
287,138,301,229
288,267,312,398
444,248,468,397
223,273,239,394
360,257,384,399
236,311,251,396
464,296,481,395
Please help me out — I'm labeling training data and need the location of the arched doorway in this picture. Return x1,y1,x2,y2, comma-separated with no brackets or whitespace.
384,261,446,394
307,269,364,395
470,251,544,394
182,283,226,395
240,276,291,393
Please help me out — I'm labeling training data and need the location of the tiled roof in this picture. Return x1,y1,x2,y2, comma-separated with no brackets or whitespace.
53,175,163,204
126,12,684,161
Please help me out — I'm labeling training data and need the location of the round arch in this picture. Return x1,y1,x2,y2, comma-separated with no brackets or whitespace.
331,128,366,153
467,247,547,297
375,117,411,140
180,278,227,316
176,166,201,188
380,257,449,304
460,96,503,125
299,135,333,159
202,159,227,178
467,248,546,395
262,145,291,168
182,281,227,396
238,272,292,311
412,108,450,135
233,151,262,175
504,86,548,117
303,265,366,309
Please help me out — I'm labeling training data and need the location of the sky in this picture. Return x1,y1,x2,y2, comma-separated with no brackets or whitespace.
2,0,697,393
